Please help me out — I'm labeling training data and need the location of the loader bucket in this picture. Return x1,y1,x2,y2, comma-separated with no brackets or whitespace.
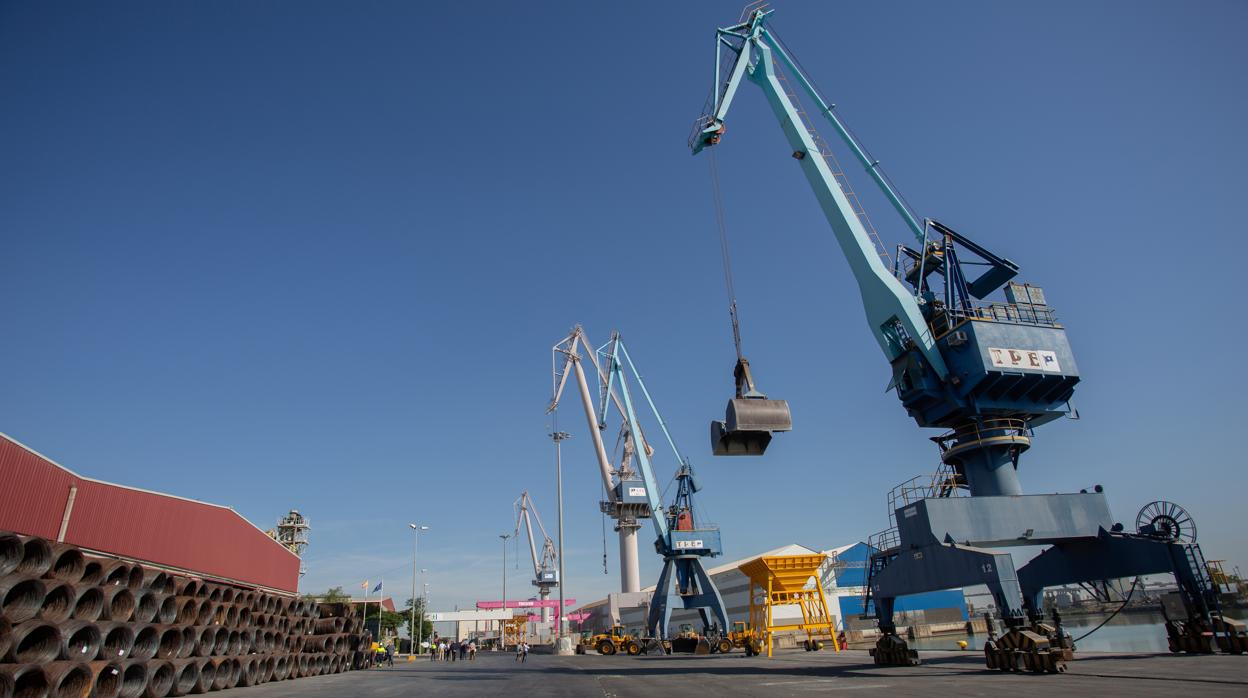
710,398,792,456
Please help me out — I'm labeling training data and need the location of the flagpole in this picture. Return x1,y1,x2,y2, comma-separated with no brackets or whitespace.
362,581,369,641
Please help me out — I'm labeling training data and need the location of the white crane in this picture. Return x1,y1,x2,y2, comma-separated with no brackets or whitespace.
549,326,651,594
514,491,559,623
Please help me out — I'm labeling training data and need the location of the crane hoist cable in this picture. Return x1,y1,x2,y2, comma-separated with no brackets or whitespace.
706,151,793,457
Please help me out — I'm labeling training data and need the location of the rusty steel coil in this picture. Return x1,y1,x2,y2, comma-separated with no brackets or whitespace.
10,663,48,698
191,658,215,695
168,658,199,697
150,625,183,660
0,533,22,579
100,586,135,622
42,660,93,698
176,627,196,659
89,659,124,698
99,561,132,589
133,591,160,624
59,619,101,661
79,557,105,587
128,625,159,661
96,621,134,661
156,595,178,625
0,578,45,625
193,601,213,627
45,544,86,584
14,536,53,579
5,621,60,664
145,660,174,698
38,581,76,623
115,660,147,698
72,585,104,622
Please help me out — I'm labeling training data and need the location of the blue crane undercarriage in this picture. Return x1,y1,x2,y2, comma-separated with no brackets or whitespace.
691,5,1246,671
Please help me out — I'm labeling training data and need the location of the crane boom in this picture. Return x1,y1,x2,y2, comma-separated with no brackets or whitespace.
693,9,948,379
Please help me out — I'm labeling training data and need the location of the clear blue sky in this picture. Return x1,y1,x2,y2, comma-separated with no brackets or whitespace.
3,1,1245,611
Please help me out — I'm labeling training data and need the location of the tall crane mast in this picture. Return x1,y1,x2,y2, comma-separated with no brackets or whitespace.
514,491,559,623
549,326,650,594
690,5,1244,670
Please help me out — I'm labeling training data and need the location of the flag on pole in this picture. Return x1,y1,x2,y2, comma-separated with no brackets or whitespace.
372,581,383,593
360,580,369,590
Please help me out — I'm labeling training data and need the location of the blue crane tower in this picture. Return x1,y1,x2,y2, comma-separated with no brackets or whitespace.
596,332,730,649
691,4,1245,670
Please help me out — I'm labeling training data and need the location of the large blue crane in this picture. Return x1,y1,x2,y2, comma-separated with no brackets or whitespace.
692,4,1245,669
597,331,730,648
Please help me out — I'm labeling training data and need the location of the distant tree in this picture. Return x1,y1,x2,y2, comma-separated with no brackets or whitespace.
402,597,435,641
305,586,351,604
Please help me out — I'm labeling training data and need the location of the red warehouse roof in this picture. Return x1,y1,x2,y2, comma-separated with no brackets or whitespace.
0,432,299,593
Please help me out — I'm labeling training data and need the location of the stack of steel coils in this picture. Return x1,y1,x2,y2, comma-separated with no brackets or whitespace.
0,530,372,697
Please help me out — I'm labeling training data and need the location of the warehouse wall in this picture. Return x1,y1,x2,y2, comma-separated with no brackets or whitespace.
0,433,300,592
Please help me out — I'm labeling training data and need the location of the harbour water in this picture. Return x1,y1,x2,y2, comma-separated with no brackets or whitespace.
906,611,1170,653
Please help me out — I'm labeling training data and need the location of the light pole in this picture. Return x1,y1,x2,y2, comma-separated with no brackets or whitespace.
551,428,570,646
419,571,428,653
500,533,511,646
408,524,428,655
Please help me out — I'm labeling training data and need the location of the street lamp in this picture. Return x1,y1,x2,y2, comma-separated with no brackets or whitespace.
500,533,511,645
551,429,570,646
408,524,429,655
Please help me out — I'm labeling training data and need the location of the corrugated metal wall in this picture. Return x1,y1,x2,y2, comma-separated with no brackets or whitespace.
0,434,299,592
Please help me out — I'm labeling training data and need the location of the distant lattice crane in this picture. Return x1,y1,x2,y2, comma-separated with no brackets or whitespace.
514,491,559,623
267,509,310,556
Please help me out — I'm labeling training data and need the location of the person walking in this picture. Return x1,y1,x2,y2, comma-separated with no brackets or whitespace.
521,641,529,663
459,641,467,661
384,642,395,667
449,640,459,662
468,641,477,660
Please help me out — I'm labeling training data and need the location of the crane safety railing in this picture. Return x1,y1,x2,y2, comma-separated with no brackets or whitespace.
860,527,901,619
933,418,1031,455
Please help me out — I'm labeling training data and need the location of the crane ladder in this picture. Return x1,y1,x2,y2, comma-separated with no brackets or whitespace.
771,61,891,266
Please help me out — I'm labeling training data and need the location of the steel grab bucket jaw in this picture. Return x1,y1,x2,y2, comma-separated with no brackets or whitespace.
710,398,792,456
